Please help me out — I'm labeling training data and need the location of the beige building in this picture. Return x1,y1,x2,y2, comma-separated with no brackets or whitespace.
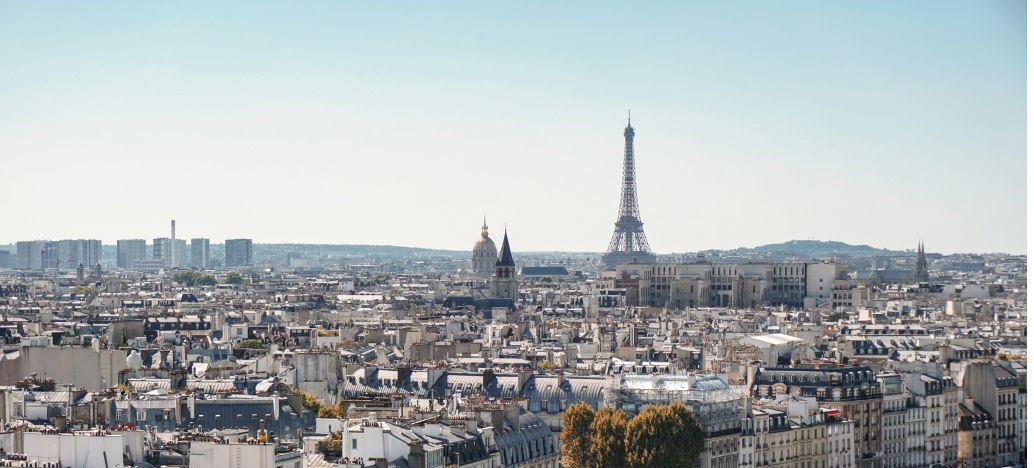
739,398,837,468
831,279,869,309
752,366,882,467
957,397,995,468
876,373,908,468
902,369,959,467
960,360,1025,466
624,261,843,309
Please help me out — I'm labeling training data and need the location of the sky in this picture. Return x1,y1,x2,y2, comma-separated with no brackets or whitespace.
0,1,1026,254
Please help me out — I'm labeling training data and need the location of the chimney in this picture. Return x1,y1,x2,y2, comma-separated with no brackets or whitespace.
517,369,532,394
746,363,760,390
503,404,520,429
482,368,495,390
490,408,504,432
407,440,427,468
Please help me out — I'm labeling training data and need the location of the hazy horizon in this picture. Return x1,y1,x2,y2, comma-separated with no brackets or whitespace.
0,237,1013,257
1,1,1026,254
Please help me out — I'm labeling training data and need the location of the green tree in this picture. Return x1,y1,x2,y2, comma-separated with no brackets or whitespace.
537,360,558,372
560,402,595,467
174,271,215,286
236,338,267,349
196,274,217,286
665,402,705,464
173,272,195,286
225,272,244,285
625,403,705,468
589,407,629,468
827,311,849,321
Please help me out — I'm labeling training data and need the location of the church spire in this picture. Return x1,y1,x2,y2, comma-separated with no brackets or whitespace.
914,239,929,282
496,229,514,267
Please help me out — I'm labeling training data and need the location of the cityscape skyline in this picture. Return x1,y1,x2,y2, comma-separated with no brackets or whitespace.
0,3,1026,467
0,1,1025,254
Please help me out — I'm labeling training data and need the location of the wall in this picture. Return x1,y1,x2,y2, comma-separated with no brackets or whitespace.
23,432,127,468
189,441,274,468
0,347,128,391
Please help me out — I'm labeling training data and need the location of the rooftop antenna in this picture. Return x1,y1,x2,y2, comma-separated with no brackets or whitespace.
627,109,631,126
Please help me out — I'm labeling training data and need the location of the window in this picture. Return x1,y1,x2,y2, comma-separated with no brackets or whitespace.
352,439,358,449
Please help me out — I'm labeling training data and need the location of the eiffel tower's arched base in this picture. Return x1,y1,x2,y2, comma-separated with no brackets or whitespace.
600,250,656,270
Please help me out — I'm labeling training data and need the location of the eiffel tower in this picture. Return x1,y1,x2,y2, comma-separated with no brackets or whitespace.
601,115,656,269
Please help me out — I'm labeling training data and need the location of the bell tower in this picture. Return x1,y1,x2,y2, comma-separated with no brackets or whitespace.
492,230,518,302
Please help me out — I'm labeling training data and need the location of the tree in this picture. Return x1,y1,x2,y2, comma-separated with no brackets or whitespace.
624,405,665,468
317,404,340,418
293,390,328,415
560,402,595,468
71,285,95,296
173,272,196,286
537,360,557,372
196,274,217,286
664,402,705,464
827,311,849,321
236,338,267,349
173,271,217,287
625,403,705,468
225,272,244,285
293,390,342,418
589,407,629,468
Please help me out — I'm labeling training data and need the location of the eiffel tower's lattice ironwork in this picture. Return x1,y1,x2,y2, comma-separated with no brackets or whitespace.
601,117,656,269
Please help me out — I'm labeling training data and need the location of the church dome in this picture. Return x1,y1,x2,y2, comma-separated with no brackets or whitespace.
472,219,497,275
474,227,497,256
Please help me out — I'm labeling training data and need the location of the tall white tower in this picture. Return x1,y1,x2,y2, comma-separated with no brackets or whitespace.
170,219,176,266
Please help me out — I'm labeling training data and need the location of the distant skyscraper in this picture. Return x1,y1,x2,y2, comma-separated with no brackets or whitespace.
153,237,172,267
914,241,929,282
81,239,102,267
601,116,656,269
191,238,210,269
472,218,498,276
492,230,518,301
172,239,187,268
117,239,147,268
56,239,102,270
16,241,44,270
225,239,254,267
15,240,61,270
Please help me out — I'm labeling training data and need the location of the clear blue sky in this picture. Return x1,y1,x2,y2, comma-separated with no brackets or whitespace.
0,1,1026,254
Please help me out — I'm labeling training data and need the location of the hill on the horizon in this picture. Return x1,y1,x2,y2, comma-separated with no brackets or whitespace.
255,239,912,258
0,239,915,260
714,240,910,258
